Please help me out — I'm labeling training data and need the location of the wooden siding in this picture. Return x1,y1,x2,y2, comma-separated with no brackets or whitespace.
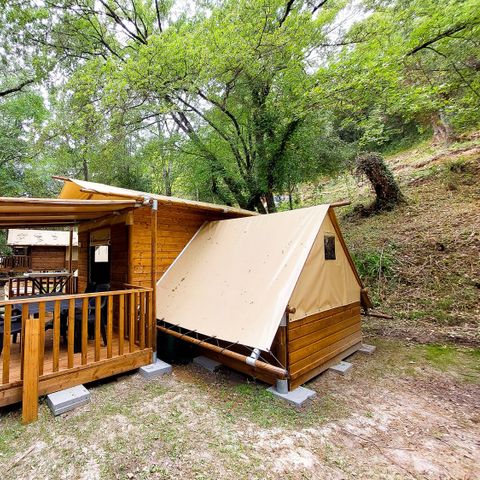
31,246,77,272
288,302,362,390
129,206,226,288
77,231,89,292
110,223,129,286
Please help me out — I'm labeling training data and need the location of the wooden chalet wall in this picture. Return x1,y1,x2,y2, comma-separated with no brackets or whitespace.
76,205,236,293
111,223,129,286
30,246,78,272
128,206,229,288
287,302,362,390
77,231,89,293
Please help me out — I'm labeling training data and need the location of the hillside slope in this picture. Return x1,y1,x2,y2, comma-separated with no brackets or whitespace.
310,135,480,345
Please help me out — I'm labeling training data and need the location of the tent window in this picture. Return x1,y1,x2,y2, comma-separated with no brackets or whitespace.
324,235,336,260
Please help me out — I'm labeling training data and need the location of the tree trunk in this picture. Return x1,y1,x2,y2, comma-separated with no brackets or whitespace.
163,160,172,196
431,111,454,144
82,158,89,181
265,191,277,213
355,152,405,211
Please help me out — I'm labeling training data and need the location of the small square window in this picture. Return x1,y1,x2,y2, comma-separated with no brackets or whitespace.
324,235,336,260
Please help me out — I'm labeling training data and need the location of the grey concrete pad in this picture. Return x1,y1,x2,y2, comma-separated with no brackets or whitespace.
139,360,172,379
358,344,376,354
267,385,316,407
329,360,352,376
193,356,222,373
47,385,90,416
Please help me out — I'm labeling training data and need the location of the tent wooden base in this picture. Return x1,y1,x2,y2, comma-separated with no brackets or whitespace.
158,301,362,391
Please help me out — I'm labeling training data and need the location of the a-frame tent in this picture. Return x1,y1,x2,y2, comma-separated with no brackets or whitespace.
156,205,372,391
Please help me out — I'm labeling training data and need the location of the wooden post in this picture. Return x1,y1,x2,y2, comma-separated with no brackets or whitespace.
22,316,40,424
68,227,74,293
150,199,158,359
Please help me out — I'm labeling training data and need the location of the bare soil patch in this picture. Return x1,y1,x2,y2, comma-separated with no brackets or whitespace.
0,339,478,479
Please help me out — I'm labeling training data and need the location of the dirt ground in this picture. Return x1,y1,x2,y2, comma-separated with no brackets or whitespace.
0,336,478,479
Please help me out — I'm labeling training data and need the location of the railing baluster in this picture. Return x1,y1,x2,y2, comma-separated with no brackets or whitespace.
20,304,28,380
107,296,113,359
119,294,124,356
129,292,135,353
38,302,45,376
148,290,153,349
81,298,88,365
53,300,60,372
67,298,75,368
95,296,101,362
139,291,145,349
2,305,11,384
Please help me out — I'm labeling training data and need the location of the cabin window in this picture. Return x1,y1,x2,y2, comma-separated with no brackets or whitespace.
324,235,336,260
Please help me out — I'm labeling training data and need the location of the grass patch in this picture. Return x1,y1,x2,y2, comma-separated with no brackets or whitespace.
212,382,343,430
423,344,480,377
351,246,396,282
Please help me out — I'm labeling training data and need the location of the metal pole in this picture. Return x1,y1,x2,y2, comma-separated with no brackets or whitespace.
150,199,158,362
68,227,74,293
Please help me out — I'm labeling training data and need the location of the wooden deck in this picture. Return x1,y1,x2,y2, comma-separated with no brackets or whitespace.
0,287,154,413
4,330,143,385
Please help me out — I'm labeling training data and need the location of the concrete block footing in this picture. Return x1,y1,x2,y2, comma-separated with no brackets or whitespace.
47,385,90,416
139,360,172,379
267,385,316,407
329,361,352,376
193,356,222,373
358,344,376,354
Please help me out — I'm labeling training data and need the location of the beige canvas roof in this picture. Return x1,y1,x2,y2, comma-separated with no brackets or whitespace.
156,205,365,351
56,177,256,218
7,229,79,247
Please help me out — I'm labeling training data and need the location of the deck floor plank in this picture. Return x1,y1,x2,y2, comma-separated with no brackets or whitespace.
1,329,140,387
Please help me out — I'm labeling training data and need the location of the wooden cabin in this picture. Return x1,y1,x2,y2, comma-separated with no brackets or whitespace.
0,181,253,422
0,178,370,423
7,229,79,272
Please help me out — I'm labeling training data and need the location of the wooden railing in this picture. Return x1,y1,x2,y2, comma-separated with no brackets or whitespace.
0,286,153,422
8,275,78,298
0,255,31,271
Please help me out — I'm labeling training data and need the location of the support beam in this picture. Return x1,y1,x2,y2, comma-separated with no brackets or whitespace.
150,199,158,360
157,325,288,379
68,227,73,292
22,316,40,424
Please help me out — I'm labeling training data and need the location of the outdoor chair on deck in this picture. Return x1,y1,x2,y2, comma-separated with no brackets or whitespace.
61,283,110,353
0,311,22,356
59,282,97,343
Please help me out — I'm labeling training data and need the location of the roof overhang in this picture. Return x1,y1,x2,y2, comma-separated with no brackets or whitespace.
55,177,257,218
0,197,143,228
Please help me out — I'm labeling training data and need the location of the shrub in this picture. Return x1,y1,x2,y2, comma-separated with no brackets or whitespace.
351,247,396,284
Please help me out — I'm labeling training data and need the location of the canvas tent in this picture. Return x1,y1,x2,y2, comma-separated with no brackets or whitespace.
157,205,371,390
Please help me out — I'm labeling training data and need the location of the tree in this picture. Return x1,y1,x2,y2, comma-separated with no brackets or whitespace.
12,0,353,211
355,152,405,210
319,0,480,149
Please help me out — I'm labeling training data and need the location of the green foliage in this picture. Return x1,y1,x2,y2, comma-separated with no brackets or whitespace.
0,231,11,255
0,0,478,209
352,246,396,284
355,152,405,209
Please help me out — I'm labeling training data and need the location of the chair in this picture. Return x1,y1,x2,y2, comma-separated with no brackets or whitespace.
72,283,110,353
0,312,23,356
59,282,97,344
